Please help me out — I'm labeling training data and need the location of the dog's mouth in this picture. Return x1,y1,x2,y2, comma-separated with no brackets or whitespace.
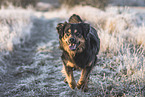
69,42,80,51
69,43,77,51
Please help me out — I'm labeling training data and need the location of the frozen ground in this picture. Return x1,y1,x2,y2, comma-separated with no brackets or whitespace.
0,5,145,96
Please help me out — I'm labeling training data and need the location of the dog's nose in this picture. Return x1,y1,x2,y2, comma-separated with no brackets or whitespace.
69,38,76,43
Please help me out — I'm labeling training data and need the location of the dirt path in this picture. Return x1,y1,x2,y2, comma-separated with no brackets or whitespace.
0,17,63,96
0,14,112,97
0,16,95,96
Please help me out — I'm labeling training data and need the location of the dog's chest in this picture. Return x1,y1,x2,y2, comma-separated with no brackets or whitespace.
66,59,87,69
68,53,91,69
66,61,76,68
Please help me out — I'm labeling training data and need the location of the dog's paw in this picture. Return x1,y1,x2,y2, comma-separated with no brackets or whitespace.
68,82,77,89
77,81,84,89
83,85,88,92
77,81,88,92
64,78,76,89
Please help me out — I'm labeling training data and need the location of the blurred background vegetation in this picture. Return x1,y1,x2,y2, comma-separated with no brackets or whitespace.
58,0,108,9
0,0,108,9
0,0,38,8
0,0,144,9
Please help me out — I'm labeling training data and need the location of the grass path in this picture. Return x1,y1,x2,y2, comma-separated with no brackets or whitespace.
0,16,93,97
0,17,64,96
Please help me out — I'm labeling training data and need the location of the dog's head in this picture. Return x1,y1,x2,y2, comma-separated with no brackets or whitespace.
56,22,90,53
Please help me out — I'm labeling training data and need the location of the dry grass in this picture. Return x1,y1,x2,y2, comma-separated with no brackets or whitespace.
0,6,33,51
0,0,38,8
0,6,34,75
44,5,145,96
59,0,108,9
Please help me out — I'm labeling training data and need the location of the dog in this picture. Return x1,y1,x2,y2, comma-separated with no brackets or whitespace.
56,14,100,91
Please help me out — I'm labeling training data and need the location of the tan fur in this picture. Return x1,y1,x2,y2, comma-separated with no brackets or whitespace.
77,68,89,91
66,61,75,67
57,15,100,91
61,65,76,89
60,34,86,57
76,36,86,52
68,29,71,33
60,34,87,89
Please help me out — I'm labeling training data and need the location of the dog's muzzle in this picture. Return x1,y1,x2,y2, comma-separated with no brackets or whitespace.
68,38,79,51
69,37,76,43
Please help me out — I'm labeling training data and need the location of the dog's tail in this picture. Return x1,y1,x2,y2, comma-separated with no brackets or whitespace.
69,14,83,23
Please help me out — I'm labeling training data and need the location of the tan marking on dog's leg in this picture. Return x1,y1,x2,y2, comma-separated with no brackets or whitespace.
63,65,76,89
64,78,67,83
77,66,92,91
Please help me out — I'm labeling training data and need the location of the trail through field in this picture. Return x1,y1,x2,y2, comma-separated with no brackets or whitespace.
0,17,93,97
0,18,62,96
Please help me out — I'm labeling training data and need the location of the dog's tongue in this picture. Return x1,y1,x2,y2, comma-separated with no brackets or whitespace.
69,44,76,51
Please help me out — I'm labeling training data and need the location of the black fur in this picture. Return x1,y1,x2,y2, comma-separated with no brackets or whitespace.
69,14,83,23
56,14,100,91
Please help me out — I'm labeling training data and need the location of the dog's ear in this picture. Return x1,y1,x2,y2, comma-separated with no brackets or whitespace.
56,22,67,38
81,23,90,39
56,23,64,34
69,14,83,23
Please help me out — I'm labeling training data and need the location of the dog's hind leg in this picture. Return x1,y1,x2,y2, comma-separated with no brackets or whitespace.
62,65,76,89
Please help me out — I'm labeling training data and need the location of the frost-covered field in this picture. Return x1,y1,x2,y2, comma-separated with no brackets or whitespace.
0,6,33,75
0,5,145,96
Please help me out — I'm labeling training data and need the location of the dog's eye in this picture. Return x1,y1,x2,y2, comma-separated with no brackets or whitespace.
66,33,70,36
65,33,70,38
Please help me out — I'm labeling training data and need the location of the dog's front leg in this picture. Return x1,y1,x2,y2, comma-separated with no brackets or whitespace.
63,65,76,89
77,66,92,91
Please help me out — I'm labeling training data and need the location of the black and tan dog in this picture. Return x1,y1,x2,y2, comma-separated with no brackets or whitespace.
56,14,100,91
